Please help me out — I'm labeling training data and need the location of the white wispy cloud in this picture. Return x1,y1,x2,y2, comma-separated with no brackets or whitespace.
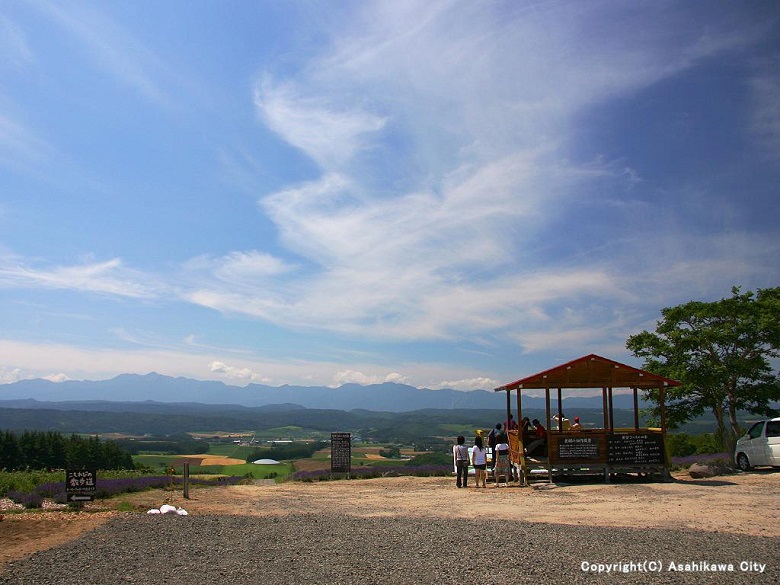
749,61,780,160
29,0,187,108
182,0,778,350
254,78,386,171
0,366,24,384
0,256,160,298
0,338,472,389
434,377,500,391
0,13,33,69
2,3,775,389
208,361,272,384
331,369,408,387
0,114,52,172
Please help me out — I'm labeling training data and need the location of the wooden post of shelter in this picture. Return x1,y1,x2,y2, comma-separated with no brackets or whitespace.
544,388,552,482
517,388,522,430
183,462,190,499
660,386,670,480
516,385,528,485
633,387,640,431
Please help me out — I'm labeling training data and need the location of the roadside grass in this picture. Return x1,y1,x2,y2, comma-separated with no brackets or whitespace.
0,469,162,497
1,469,234,508
0,470,62,496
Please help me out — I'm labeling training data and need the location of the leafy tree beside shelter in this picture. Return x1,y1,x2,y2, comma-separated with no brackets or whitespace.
626,286,780,458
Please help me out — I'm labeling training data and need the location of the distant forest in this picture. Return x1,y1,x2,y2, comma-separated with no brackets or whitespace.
0,403,724,444
0,429,134,471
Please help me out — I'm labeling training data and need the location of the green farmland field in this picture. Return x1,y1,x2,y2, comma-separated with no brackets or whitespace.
132,453,293,480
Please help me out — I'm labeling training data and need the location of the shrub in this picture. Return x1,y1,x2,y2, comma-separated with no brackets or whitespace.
0,470,63,497
671,452,730,468
7,489,44,509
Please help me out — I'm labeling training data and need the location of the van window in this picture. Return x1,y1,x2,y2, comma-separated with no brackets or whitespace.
766,421,780,438
748,422,765,439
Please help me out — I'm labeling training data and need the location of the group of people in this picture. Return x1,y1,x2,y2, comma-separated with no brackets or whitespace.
453,416,518,488
453,413,585,487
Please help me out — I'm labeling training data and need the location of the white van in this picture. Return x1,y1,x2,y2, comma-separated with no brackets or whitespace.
734,418,780,470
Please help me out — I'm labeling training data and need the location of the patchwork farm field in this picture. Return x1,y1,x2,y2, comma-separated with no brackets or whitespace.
132,441,426,480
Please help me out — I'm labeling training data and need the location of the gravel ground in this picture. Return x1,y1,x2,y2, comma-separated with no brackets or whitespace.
0,514,777,584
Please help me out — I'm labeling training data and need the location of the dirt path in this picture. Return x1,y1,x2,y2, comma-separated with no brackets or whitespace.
2,469,778,573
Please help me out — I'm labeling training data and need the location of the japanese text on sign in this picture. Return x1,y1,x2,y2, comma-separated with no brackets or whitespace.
331,432,351,473
557,436,600,459
607,434,664,465
66,469,97,493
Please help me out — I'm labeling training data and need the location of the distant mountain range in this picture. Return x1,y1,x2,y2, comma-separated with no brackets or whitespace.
0,372,648,412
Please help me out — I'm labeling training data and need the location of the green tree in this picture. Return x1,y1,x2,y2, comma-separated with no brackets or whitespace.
626,286,780,457
405,451,451,467
378,446,402,459
0,430,23,470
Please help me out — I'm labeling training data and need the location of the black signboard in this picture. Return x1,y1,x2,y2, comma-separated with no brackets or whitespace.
66,469,97,493
331,432,351,473
607,434,664,465
557,436,600,459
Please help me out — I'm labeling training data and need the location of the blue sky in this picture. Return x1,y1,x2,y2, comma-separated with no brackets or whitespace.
1,1,778,392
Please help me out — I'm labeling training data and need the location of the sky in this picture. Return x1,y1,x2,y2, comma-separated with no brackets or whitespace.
1,1,779,393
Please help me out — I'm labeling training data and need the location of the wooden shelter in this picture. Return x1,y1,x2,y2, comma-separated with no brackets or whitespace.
494,354,681,483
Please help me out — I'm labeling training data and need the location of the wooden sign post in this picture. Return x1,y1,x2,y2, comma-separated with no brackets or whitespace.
66,469,97,506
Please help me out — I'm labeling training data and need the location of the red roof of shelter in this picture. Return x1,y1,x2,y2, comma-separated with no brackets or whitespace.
495,354,681,391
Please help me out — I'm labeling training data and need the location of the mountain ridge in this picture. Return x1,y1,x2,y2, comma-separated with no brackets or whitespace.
0,373,647,412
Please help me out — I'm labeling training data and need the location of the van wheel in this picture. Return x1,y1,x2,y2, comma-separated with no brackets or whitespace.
736,453,751,471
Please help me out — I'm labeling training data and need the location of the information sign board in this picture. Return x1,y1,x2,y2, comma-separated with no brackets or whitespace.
331,432,351,473
607,434,664,465
557,436,600,459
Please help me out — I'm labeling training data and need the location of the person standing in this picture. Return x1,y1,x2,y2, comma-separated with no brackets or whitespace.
471,434,488,488
487,423,501,473
493,432,510,487
553,413,571,431
453,435,469,488
521,417,533,444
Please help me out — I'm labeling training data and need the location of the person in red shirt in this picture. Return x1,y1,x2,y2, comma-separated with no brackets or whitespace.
524,419,547,457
